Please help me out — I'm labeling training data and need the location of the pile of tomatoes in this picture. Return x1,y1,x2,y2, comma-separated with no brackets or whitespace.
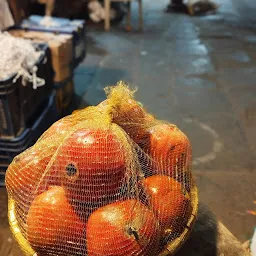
6,84,194,256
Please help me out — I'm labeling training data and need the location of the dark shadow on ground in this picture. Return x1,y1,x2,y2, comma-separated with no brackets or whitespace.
176,203,218,255
86,36,109,56
176,202,250,255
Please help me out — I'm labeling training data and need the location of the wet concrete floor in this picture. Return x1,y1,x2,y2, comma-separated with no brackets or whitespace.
75,0,256,242
0,0,256,254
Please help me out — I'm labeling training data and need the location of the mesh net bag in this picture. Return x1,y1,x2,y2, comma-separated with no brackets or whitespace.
6,82,198,256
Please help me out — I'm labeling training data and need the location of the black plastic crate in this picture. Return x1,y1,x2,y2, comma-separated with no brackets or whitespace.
19,15,86,67
0,92,58,186
0,43,54,138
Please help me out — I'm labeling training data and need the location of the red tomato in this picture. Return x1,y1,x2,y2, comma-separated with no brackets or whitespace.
86,199,160,256
142,175,183,196
97,98,155,145
142,175,191,236
145,124,192,178
113,98,145,122
112,98,149,144
39,117,73,140
55,128,126,204
5,146,57,205
27,186,86,255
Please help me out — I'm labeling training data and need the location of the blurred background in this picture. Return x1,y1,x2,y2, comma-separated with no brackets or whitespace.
0,0,255,254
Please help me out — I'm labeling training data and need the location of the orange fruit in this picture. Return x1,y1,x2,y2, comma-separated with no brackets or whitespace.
5,146,57,206
39,117,73,141
145,123,191,178
55,128,126,205
86,199,160,256
27,186,86,255
142,175,191,236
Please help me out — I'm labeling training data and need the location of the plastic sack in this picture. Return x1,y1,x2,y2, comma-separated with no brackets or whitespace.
6,82,198,256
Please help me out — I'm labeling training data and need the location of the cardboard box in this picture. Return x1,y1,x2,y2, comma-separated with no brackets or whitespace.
20,16,86,67
55,77,74,114
8,29,73,83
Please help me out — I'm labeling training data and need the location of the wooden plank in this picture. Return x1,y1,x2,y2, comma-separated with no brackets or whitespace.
104,0,111,31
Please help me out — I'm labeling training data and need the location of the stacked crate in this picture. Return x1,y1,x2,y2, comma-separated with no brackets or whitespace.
17,15,86,115
9,29,75,115
0,17,87,184
0,43,58,185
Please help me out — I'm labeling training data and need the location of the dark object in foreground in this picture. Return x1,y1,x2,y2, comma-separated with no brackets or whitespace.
176,203,250,256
